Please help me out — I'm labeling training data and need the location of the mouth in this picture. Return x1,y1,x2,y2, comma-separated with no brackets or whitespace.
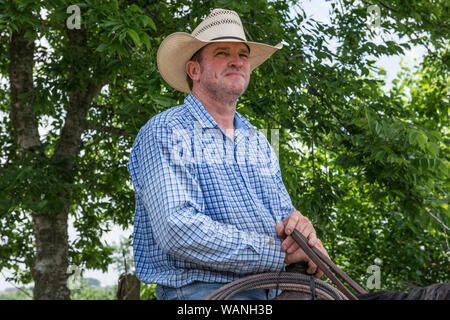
224,72,245,78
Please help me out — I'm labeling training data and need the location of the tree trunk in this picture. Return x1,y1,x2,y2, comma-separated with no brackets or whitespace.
117,274,141,300
31,211,71,300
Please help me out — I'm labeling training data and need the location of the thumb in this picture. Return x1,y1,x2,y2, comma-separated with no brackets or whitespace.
307,261,318,275
275,222,285,237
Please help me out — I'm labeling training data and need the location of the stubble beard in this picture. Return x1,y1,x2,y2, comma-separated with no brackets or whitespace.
203,73,249,106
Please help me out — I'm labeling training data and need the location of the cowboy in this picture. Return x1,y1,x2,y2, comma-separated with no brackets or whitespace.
128,8,329,300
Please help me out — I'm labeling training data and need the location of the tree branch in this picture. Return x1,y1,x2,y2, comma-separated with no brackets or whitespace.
0,270,32,298
423,207,450,232
307,82,350,134
52,27,105,168
360,0,397,13
85,123,129,137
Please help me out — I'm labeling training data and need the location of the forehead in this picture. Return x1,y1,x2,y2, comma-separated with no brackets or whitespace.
203,42,250,52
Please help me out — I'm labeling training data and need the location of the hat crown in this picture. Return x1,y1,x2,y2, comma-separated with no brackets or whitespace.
191,8,247,42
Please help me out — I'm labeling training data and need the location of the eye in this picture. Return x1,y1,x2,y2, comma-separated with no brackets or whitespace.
240,53,249,59
215,51,227,56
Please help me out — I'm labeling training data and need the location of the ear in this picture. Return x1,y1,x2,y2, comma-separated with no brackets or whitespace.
186,60,200,82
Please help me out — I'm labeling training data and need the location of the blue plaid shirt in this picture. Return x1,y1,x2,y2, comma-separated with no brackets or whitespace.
128,94,295,287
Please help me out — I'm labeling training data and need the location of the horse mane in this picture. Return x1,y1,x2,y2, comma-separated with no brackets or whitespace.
357,283,450,300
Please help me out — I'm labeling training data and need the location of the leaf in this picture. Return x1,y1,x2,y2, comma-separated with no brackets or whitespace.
100,20,121,28
427,142,439,157
145,16,157,31
95,43,110,52
152,95,176,107
127,28,141,47
391,190,405,198
375,121,382,135
119,32,126,42
415,132,428,151
141,33,151,51
129,4,142,13
408,130,418,145
374,150,385,162
378,68,387,76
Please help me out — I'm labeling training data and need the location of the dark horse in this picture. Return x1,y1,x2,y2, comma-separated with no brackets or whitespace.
357,282,450,300
272,282,450,300
271,263,450,300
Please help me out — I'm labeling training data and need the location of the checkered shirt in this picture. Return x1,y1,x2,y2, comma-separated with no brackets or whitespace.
128,94,295,287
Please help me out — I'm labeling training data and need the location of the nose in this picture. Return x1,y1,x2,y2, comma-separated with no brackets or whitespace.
228,52,245,68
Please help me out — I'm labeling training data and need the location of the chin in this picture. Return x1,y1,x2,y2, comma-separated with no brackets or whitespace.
226,83,248,96
226,88,246,97
204,80,248,99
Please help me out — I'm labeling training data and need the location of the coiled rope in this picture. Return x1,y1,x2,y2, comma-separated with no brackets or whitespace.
204,271,348,300
205,229,367,300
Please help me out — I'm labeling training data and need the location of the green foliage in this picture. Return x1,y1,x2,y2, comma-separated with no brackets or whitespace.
0,287,33,300
0,0,448,296
140,283,157,300
111,236,135,274
70,279,116,300
0,281,116,300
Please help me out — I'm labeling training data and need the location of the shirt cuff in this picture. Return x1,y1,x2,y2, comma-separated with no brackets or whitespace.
254,234,286,273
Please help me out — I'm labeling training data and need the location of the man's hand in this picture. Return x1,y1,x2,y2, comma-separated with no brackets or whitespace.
275,210,329,278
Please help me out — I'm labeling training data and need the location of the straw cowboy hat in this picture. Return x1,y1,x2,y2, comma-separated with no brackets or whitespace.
157,8,283,93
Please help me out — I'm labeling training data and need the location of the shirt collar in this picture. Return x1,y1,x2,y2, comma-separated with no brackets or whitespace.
185,93,255,131
185,94,218,129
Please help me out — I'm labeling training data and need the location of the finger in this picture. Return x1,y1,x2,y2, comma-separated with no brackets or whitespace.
281,236,295,252
275,221,285,237
296,218,317,246
298,215,316,236
298,223,316,246
306,260,318,275
313,242,330,279
317,241,331,260
284,247,308,265
286,241,299,254
285,212,300,235
307,232,319,247
284,254,297,265
288,232,316,253
315,269,324,279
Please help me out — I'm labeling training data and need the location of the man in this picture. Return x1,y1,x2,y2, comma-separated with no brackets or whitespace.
128,8,329,300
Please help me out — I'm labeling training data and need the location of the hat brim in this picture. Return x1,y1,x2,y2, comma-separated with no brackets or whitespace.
157,32,283,93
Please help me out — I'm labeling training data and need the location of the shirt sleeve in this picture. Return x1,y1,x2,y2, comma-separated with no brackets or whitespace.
273,154,296,220
260,134,296,221
133,122,286,275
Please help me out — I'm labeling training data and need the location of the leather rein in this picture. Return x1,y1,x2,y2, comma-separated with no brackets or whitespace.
290,229,367,300
205,229,367,300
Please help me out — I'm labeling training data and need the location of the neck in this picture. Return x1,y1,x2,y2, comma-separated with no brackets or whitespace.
192,88,237,131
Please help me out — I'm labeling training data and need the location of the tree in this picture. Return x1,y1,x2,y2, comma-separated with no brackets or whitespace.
0,0,448,299
1,0,159,299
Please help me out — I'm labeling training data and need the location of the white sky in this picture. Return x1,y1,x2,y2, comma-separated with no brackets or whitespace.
0,0,427,291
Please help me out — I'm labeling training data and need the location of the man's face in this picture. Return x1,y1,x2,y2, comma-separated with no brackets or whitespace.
191,42,251,99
